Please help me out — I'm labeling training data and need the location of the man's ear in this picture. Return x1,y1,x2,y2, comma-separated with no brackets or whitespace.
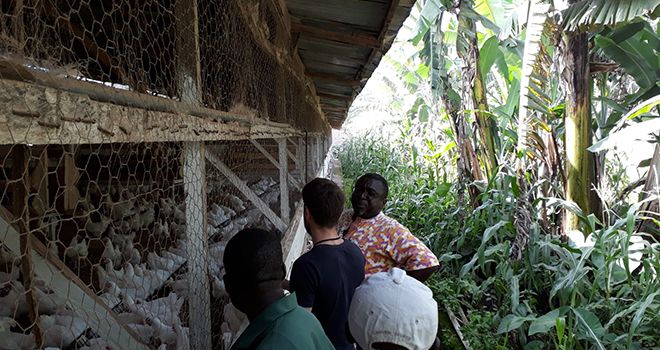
304,207,313,223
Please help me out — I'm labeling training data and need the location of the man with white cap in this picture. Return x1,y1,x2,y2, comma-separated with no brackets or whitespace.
348,268,440,350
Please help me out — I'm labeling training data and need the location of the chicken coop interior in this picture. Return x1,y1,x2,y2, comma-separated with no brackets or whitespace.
0,0,413,349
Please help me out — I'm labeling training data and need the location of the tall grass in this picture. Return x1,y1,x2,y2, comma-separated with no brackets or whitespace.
337,132,660,350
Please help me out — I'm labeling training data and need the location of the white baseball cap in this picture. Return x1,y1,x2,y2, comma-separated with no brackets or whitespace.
348,268,438,350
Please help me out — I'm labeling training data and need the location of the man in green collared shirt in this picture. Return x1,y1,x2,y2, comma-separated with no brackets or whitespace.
224,228,334,350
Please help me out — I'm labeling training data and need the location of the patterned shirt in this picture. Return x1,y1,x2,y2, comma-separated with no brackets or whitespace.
338,209,439,277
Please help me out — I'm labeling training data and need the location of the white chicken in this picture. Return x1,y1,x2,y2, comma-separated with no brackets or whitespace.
0,282,29,317
0,330,35,350
101,237,122,266
139,206,155,229
65,236,89,260
147,252,184,272
124,293,183,327
227,194,246,213
105,196,136,221
85,215,111,238
121,241,141,265
40,314,88,348
154,220,169,237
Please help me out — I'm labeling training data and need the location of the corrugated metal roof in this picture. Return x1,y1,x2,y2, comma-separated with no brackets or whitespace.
286,0,414,128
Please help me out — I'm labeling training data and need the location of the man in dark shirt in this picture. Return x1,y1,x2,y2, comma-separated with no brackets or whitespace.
224,228,334,350
289,178,366,350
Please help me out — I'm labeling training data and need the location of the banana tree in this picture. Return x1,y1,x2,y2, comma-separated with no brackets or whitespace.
457,0,500,177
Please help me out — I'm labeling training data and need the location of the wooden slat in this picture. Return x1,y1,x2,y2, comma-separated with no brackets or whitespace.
306,71,361,86
0,79,300,145
205,149,287,232
0,209,149,350
291,22,380,48
317,92,352,101
278,138,290,224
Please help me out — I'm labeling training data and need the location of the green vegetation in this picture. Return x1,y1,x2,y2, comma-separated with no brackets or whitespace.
338,0,660,348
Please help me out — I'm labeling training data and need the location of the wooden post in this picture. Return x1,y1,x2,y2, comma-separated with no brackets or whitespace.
11,145,43,347
297,137,305,184
63,146,80,214
176,0,211,347
183,143,211,349
278,138,290,224
30,150,49,216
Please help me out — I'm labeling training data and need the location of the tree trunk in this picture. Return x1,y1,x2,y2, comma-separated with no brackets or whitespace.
561,25,597,233
457,11,498,178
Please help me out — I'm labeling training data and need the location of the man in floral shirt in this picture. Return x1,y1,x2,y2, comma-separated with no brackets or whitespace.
338,173,440,282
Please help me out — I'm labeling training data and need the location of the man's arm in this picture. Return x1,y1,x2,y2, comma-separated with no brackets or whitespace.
388,226,440,282
406,265,440,283
289,259,318,311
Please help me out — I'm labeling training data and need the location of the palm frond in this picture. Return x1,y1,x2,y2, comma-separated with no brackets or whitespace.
562,0,660,32
516,0,551,154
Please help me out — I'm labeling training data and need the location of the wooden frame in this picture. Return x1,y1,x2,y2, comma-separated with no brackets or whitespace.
249,139,301,191
206,148,287,232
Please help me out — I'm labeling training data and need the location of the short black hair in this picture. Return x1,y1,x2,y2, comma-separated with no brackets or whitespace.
358,173,389,198
223,228,285,286
302,178,345,228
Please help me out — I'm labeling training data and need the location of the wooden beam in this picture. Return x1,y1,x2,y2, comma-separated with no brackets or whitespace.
11,145,43,347
317,92,352,102
206,149,287,232
297,137,305,184
29,150,50,217
0,79,300,145
355,0,401,82
321,106,348,113
278,139,290,224
290,22,380,48
249,139,302,191
0,209,149,350
63,147,80,213
176,0,212,347
306,71,361,86
182,143,211,350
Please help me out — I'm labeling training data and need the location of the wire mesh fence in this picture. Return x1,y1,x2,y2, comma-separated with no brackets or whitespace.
0,0,332,349
0,135,327,349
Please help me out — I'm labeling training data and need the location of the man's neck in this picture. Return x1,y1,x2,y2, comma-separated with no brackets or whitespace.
311,226,341,245
245,285,285,321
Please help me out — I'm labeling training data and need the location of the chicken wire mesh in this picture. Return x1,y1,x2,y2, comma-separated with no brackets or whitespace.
0,136,317,350
0,0,329,133
0,1,332,348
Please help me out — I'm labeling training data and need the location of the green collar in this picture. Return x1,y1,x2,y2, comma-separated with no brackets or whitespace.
233,293,298,348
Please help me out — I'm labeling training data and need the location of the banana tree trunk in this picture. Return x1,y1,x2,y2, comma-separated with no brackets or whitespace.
457,13,498,178
562,26,597,233
442,91,483,208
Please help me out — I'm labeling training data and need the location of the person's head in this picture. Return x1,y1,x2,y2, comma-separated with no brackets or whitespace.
302,178,345,234
351,173,388,219
348,268,438,350
223,228,286,317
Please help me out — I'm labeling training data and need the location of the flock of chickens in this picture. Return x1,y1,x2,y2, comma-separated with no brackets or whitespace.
0,176,282,350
